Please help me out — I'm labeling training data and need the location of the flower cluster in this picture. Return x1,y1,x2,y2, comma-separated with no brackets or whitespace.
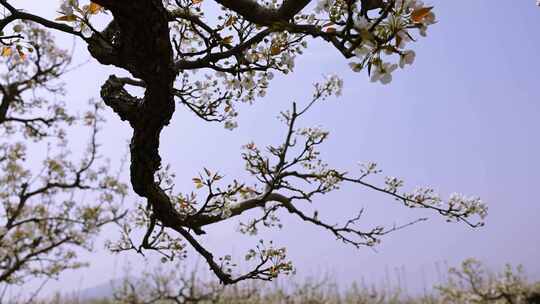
314,0,436,84
0,103,126,284
401,187,488,225
56,0,104,33
314,74,344,98
244,240,294,279
437,259,538,303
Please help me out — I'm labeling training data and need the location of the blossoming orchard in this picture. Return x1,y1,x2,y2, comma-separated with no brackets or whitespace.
0,0,494,288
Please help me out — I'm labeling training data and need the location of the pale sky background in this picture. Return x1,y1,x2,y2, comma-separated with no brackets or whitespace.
6,0,540,298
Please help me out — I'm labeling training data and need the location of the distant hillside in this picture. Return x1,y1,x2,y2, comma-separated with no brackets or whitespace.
64,278,128,301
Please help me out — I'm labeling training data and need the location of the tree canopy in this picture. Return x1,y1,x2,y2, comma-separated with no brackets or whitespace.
0,0,490,288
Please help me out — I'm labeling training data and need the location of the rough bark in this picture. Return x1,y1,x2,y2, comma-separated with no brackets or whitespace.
92,0,180,227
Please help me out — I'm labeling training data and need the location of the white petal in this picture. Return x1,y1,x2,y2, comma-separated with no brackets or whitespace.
380,73,392,84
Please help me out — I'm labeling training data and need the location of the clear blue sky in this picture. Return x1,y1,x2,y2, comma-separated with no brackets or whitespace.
9,0,540,296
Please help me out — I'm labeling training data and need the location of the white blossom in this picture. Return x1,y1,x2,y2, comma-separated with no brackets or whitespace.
59,0,78,15
349,62,362,72
281,52,295,70
396,30,412,48
315,0,334,13
371,63,398,85
399,50,416,68
224,120,238,130
324,74,344,96
385,176,404,193
12,24,23,33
